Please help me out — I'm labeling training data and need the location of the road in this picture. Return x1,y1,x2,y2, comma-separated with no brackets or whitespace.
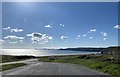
1,59,111,76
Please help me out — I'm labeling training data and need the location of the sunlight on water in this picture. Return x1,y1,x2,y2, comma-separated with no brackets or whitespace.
0,49,99,57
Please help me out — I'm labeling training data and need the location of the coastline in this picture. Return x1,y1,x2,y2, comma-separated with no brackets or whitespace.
1,49,100,57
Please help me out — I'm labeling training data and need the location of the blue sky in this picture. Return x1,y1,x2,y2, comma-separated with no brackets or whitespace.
2,2,119,49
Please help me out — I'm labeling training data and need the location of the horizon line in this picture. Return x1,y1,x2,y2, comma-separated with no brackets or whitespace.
1,45,119,49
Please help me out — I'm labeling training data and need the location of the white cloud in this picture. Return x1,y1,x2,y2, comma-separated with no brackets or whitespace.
101,32,107,37
113,25,120,29
9,41,18,44
3,27,23,33
6,40,24,44
90,29,96,32
61,36,68,40
83,34,87,37
101,32,108,41
60,24,65,27
89,37,93,39
0,39,4,42
27,32,53,44
48,36,53,40
11,28,23,32
78,35,81,37
3,27,10,30
76,35,81,39
26,34,31,37
103,38,108,41
44,25,51,28
4,35,25,40
88,29,96,33
0,39,6,44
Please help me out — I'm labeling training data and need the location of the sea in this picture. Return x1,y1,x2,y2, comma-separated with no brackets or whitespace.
0,49,100,57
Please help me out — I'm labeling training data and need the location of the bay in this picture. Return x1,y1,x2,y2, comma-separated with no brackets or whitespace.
0,49,99,57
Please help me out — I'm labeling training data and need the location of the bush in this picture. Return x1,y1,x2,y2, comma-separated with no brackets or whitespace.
48,56,55,61
77,55,87,59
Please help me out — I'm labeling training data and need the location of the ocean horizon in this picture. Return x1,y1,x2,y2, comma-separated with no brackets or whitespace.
0,49,99,57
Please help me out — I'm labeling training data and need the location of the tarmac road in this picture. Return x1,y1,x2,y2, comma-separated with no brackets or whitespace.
2,61,111,76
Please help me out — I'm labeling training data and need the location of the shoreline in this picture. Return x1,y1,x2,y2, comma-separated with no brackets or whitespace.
0,52,99,57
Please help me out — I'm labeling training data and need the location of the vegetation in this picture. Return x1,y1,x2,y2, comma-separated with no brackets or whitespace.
0,55,35,63
0,63,27,71
38,54,120,77
59,47,105,52
0,55,30,71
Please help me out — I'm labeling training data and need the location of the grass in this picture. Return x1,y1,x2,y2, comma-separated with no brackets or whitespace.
0,55,35,63
38,55,120,77
0,63,27,71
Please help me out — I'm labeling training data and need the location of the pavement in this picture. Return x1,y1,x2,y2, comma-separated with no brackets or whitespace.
0,59,112,77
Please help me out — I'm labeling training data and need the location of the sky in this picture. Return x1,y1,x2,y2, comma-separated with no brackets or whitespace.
1,0,120,2
1,2,119,49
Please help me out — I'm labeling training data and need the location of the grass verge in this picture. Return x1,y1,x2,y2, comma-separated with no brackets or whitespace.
38,55,120,77
0,63,27,71
0,55,35,63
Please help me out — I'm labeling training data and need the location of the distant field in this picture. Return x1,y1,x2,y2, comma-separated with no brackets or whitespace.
0,63,27,71
38,54,120,77
0,55,29,71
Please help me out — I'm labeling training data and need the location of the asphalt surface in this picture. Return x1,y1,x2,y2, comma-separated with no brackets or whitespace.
1,60,110,76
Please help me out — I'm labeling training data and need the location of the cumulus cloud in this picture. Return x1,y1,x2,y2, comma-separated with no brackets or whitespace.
11,28,23,32
9,41,18,44
3,27,23,33
76,35,81,39
90,29,96,32
103,38,108,41
61,36,68,40
114,25,120,29
101,32,108,41
0,39,5,44
88,29,96,33
89,37,93,39
83,34,87,37
48,36,53,40
0,39,4,42
26,34,32,37
60,24,64,27
27,32,53,44
3,27,10,30
44,25,51,28
101,32,107,37
77,35,81,37
8,40,24,44
4,35,25,40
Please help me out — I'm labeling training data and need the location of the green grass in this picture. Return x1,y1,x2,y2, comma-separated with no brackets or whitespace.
38,55,120,77
0,55,35,63
0,63,27,71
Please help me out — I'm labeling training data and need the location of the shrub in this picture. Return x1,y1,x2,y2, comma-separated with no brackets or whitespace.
77,55,87,59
